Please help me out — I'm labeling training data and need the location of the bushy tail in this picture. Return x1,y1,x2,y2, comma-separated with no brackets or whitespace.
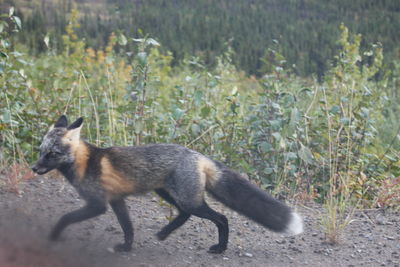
207,166,303,235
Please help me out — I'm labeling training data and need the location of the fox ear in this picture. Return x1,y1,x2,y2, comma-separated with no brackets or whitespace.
67,117,83,130
54,115,68,128
65,117,83,142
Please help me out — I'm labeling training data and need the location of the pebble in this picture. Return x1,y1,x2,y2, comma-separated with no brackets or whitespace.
244,252,253,258
105,225,116,231
289,246,303,253
375,214,387,225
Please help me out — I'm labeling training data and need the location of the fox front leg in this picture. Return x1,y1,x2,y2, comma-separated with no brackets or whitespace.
110,199,134,252
49,201,107,241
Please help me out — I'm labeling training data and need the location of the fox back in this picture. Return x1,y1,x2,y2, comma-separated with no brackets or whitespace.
32,117,219,203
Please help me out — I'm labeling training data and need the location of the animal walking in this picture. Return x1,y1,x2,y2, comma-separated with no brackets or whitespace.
31,115,303,253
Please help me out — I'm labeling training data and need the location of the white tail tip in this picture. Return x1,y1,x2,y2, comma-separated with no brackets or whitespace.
285,212,304,235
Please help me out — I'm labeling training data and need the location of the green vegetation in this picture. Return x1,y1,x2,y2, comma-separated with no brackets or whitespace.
1,3,400,243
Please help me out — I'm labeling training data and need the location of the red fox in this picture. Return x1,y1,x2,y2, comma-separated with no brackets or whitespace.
31,115,303,253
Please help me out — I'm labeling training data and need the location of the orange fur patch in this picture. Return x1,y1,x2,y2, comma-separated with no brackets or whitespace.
100,157,135,200
74,141,89,180
61,136,89,180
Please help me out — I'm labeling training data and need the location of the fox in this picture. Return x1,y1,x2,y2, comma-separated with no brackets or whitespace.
31,115,303,254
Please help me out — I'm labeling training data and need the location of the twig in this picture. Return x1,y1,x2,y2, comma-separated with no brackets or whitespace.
187,125,218,147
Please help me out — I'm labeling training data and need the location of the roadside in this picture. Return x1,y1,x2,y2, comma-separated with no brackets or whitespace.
0,175,399,267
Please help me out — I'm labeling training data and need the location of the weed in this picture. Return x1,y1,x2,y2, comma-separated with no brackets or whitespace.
375,176,400,209
319,24,385,243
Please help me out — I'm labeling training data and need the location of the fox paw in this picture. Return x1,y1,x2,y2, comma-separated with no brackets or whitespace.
207,244,227,254
156,231,168,241
48,231,61,241
113,243,132,252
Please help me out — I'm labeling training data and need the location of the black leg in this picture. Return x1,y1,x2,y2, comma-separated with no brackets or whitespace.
109,198,134,252
191,202,229,254
156,212,191,240
155,190,228,253
49,202,107,241
155,189,180,207
155,189,191,240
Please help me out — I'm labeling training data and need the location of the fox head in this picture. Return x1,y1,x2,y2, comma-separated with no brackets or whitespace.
31,115,83,175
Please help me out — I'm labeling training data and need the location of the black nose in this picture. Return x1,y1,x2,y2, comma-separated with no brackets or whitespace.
31,165,38,173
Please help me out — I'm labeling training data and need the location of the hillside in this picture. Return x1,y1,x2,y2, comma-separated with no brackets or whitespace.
2,0,399,76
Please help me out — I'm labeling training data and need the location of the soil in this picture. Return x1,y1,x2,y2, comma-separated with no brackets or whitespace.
0,174,399,267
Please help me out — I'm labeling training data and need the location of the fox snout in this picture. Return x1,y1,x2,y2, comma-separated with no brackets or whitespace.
31,161,51,175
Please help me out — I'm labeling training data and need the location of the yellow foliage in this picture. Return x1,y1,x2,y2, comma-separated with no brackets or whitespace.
106,32,117,55
97,50,105,64
62,9,85,57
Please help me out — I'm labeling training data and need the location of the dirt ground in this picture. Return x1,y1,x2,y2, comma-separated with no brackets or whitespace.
0,174,399,267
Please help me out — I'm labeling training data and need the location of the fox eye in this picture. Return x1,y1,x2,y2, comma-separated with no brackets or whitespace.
46,151,62,158
45,152,55,158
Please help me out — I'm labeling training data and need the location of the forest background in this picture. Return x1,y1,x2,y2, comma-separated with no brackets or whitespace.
1,0,400,242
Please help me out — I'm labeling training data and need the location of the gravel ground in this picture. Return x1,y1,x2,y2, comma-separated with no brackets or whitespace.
0,175,399,267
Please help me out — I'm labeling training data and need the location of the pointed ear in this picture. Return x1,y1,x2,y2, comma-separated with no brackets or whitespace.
54,115,68,128
67,117,83,130
65,118,83,142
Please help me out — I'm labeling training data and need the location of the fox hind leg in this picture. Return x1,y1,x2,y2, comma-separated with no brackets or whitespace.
110,198,134,252
162,159,229,253
156,188,229,253
190,201,229,253
155,189,191,240
155,189,228,253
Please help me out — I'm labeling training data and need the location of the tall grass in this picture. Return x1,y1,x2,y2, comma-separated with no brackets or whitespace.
318,25,386,243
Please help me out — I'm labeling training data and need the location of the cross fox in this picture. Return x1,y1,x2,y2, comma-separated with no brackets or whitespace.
31,115,303,254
